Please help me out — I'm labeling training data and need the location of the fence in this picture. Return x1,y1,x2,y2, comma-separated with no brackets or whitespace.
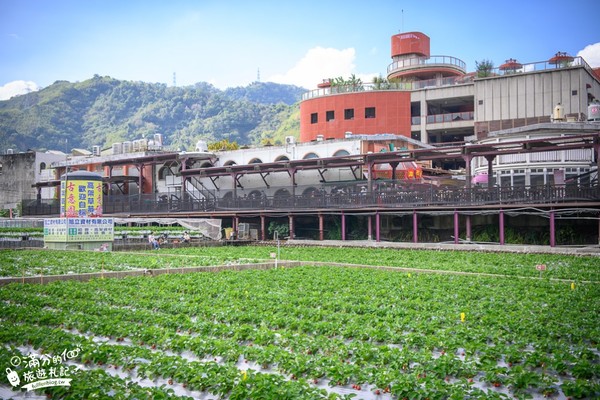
21,183,600,216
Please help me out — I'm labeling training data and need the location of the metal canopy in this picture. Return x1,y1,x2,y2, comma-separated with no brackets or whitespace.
33,175,142,189
36,133,599,189
101,151,215,168
102,152,180,167
181,133,599,180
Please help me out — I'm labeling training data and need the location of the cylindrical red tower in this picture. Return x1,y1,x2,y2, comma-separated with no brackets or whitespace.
391,31,430,59
387,31,465,81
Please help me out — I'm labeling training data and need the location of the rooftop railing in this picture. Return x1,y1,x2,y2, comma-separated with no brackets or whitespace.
483,56,592,77
302,81,411,100
303,57,595,101
301,75,476,100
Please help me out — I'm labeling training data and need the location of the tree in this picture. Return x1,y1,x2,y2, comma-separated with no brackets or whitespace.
329,74,364,93
267,221,289,239
372,75,390,90
207,138,239,151
476,60,495,78
347,74,363,91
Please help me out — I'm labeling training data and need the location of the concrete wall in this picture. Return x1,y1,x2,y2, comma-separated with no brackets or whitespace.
0,152,66,209
474,67,597,122
300,91,412,142
0,152,36,208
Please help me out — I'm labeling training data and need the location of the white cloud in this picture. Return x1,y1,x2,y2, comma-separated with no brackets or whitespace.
267,47,357,89
577,42,600,68
0,80,40,101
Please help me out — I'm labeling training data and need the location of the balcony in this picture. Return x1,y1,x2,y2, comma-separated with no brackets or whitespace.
387,55,467,78
425,111,474,124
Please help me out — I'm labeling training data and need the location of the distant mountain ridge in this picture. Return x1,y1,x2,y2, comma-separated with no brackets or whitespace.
0,75,304,153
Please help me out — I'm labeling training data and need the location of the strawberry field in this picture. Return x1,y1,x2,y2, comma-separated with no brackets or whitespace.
2,246,600,281
0,246,599,399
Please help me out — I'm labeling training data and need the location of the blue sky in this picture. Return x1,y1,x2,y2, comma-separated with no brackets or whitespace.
1,0,599,99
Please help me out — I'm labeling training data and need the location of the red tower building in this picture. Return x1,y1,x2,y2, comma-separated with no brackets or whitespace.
387,32,465,81
300,32,467,143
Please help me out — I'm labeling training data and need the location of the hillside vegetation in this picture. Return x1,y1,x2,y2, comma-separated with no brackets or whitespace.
0,76,304,152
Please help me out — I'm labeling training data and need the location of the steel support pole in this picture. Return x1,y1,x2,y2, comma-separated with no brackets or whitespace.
413,210,418,243
319,213,324,241
549,210,556,247
499,210,505,245
454,210,459,244
376,212,380,242
288,215,294,240
466,215,472,242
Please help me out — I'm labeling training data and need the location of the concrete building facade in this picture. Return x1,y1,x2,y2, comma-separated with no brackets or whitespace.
0,151,64,210
300,31,600,147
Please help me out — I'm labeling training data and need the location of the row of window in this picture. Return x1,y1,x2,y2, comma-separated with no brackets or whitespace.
494,167,591,187
158,150,354,179
311,107,376,124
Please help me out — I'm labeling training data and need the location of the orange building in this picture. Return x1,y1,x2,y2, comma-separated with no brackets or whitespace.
300,91,411,142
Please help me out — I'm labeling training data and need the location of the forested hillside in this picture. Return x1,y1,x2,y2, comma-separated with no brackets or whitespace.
0,75,304,152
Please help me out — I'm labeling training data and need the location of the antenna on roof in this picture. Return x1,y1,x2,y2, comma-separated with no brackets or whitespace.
257,68,260,82
172,72,176,87
401,9,404,33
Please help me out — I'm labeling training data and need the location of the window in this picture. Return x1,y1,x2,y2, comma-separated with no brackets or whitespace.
572,90,578,96
310,113,318,124
326,111,335,121
344,108,354,120
513,173,526,187
333,149,350,156
365,107,376,119
580,168,590,186
530,168,545,187
158,166,173,180
478,100,484,105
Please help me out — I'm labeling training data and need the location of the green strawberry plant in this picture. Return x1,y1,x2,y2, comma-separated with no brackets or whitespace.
0,261,598,399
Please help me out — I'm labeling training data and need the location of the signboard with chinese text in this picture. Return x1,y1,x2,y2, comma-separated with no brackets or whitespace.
59,171,103,218
44,218,114,242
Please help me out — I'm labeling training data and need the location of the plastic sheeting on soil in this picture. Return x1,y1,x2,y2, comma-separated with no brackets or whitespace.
113,218,222,240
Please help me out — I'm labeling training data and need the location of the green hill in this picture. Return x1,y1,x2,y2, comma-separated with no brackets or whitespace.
0,76,303,152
